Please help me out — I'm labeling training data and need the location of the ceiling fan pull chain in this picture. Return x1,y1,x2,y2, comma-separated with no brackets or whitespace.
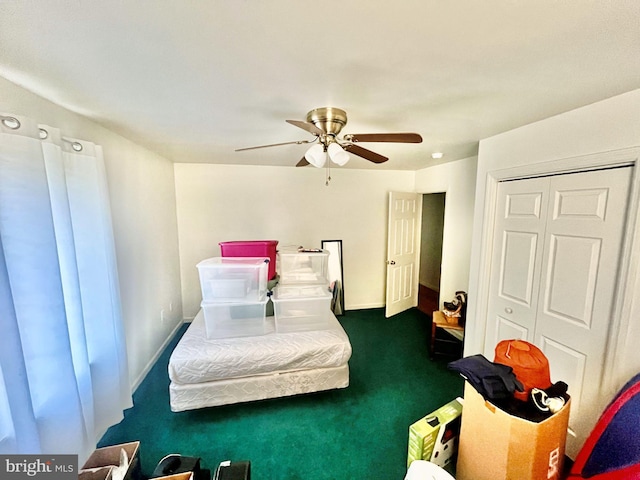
325,162,331,186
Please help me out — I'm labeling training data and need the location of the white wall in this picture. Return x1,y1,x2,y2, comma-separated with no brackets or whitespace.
0,76,183,389
174,164,414,318
414,156,478,308
466,89,640,395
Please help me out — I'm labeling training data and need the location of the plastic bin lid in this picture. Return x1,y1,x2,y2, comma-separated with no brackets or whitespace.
272,285,332,300
201,298,268,307
219,240,278,246
278,248,329,257
197,257,269,268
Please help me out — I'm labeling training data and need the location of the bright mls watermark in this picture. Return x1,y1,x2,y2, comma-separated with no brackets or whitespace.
1,455,77,480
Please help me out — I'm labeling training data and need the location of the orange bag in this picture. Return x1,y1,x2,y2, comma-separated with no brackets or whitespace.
494,339,552,401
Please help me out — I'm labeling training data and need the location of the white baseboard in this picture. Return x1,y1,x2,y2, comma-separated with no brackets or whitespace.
345,302,385,310
131,320,186,393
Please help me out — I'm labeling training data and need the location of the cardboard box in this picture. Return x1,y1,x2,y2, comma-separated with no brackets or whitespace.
82,441,141,480
151,474,194,480
407,398,463,469
79,467,113,480
456,382,570,480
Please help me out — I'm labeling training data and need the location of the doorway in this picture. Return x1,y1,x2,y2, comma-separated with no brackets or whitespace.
418,192,446,315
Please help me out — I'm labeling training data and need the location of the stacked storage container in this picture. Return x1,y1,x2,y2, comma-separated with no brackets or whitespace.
219,240,280,315
219,240,279,280
272,248,333,333
196,257,271,339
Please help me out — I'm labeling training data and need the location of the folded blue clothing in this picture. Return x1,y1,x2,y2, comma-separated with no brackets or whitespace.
448,354,524,400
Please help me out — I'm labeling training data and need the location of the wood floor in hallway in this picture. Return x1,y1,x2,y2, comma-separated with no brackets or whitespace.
418,284,439,317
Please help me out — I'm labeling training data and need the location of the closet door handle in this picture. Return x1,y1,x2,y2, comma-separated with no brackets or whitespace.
505,307,513,314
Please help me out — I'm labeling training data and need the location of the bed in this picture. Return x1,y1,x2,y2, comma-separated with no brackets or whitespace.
168,309,352,411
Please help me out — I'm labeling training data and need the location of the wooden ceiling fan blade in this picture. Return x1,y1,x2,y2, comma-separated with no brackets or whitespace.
344,144,388,163
235,139,313,152
296,157,310,167
345,133,423,143
286,119,324,136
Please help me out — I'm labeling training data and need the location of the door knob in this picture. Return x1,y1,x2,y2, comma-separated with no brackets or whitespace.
505,307,513,314
387,260,396,265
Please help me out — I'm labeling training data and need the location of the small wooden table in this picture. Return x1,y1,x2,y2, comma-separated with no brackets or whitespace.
430,310,464,359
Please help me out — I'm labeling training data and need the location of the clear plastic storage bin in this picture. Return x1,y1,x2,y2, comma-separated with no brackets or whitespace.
272,285,332,333
219,240,279,279
196,257,269,302
201,299,271,339
277,249,329,285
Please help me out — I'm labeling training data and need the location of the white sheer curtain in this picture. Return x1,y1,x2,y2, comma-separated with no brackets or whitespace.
0,113,131,463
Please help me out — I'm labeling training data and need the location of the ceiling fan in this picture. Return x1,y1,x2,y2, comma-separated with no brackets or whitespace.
235,107,423,167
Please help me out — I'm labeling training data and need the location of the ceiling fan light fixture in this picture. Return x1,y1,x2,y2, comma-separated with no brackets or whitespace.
328,142,350,166
305,143,327,168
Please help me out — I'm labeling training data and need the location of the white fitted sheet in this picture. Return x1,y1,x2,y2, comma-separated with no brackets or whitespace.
169,309,352,385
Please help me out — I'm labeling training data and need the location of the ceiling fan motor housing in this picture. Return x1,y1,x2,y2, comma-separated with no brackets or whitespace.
306,107,348,137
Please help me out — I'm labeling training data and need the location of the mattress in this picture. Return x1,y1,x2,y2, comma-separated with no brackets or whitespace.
168,309,352,411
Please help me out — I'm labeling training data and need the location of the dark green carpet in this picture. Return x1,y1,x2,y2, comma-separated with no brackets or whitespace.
99,307,463,480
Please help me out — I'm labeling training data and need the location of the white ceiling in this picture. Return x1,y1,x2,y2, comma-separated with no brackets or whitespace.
1,1,639,170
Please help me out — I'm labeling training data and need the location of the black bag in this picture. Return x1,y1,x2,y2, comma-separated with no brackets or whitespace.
213,461,251,480
152,454,210,480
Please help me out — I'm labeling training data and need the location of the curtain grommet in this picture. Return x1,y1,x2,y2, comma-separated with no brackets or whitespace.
1,116,21,130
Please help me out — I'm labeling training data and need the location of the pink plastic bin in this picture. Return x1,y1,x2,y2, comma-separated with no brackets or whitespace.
219,240,278,279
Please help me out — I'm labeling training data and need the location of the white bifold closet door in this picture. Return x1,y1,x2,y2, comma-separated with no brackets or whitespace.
484,165,633,457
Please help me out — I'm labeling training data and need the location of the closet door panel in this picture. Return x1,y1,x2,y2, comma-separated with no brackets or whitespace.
534,166,633,456
539,336,587,439
484,177,549,357
543,234,601,329
495,316,528,341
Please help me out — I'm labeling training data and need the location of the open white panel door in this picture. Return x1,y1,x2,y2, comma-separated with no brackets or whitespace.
385,191,421,318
